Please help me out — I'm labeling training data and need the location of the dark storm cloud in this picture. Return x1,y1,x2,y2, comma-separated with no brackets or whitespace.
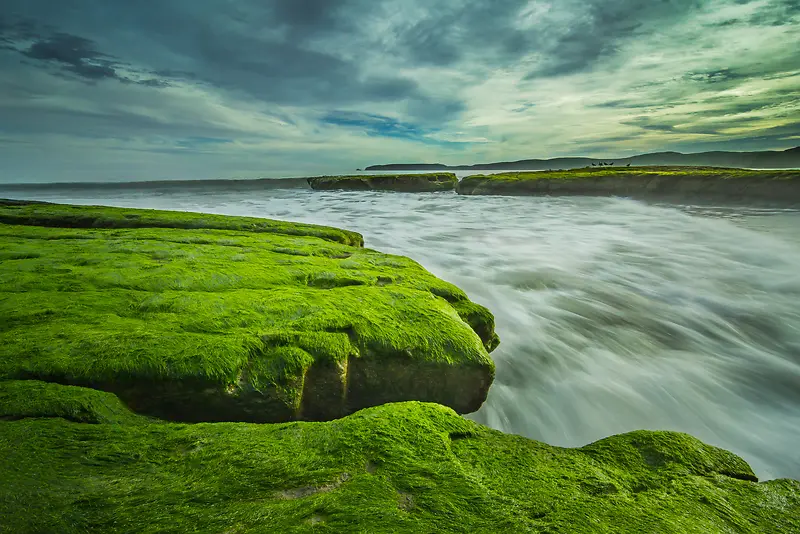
703,18,744,27
267,0,364,36
23,33,120,81
0,16,41,44
623,117,679,132
747,0,800,25
384,0,666,77
0,0,736,121
682,68,751,84
523,0,704,79
0,21,169,86
0,0,440,118
591,100,656,109
702,0,800,27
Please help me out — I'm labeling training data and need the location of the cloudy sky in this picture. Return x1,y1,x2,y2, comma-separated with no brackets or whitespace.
1,0,798,183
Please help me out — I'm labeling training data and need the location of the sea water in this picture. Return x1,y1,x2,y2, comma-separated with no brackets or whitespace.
2,180,799,481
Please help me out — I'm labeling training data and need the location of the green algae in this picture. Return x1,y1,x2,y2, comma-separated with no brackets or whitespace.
457,166,800,201
0,202,497,422
462,166,800,183
0,382,797,533
0,199,363,246
0,380,143,425
308,173,458,192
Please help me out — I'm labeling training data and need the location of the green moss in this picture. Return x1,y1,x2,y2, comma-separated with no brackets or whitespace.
457,166,800,200
0,202,497,422
1,384,797,533
308,173,458,192
0,199,363,246
0,380,144,425
461,166,800,183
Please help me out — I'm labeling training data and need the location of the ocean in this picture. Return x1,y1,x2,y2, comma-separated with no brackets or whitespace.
2,177,799,481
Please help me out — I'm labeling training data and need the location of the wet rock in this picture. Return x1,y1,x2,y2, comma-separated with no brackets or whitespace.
308,173,458,192
0,202,497,423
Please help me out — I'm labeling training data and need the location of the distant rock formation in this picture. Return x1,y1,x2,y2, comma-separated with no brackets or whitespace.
307,173,458,193
456,166,800,203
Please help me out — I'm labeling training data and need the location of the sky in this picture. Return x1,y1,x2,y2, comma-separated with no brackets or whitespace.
1,0,799,183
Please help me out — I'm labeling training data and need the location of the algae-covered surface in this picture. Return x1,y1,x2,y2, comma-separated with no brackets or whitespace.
2,199,798,533
1,382,798,533
464,166,800,181
308,173,457,192
0,198,363,246
0,201,497,422
457,166,800,201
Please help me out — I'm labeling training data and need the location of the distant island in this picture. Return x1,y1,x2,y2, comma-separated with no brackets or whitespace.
366,146,800,171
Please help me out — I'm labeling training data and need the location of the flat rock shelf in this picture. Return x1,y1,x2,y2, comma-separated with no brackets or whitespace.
0,200,498,423
308,173,458,192
456,166,800,203
1,384,798,533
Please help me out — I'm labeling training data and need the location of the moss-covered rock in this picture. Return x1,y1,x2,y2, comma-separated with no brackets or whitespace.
0,201,497,423
1,382,797,533
0,198,363,246
308,173,458,192
457,166,800,202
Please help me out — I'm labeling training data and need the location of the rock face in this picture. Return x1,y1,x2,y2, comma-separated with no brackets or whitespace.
2,383,798,533
308,173,457,192
0,201,497,423
457,166,800,202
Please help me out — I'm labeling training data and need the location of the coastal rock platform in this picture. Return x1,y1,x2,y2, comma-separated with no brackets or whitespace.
0,201,497,423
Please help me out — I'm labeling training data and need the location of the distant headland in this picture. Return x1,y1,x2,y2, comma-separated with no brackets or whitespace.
365,146,800,171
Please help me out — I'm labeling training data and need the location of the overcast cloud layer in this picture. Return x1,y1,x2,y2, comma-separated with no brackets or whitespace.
1,0,798,182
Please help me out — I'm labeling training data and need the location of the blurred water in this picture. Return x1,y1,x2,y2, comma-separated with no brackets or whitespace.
2,184,799,481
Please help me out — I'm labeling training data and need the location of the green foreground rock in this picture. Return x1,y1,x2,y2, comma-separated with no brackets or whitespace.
0,201,497,422
457,166,800,201
1,381,798,533
308,173,457,192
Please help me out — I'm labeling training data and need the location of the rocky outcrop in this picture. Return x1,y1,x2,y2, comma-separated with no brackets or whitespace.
0,201,497,423
308,173,457,192
456,166,800,202
1,383,798,533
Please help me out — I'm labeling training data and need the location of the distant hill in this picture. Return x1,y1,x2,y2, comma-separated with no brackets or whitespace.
365,146,800,171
